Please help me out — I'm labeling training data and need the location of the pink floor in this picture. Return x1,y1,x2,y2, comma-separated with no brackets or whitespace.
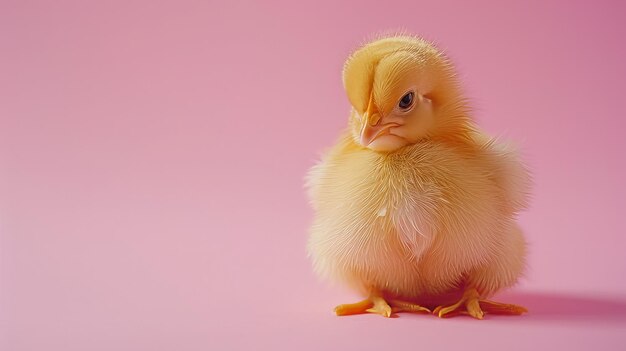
2,1,625,350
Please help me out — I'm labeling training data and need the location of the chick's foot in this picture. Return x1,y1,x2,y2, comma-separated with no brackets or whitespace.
334,296,430,318
334,296,391,317
433,288,528,319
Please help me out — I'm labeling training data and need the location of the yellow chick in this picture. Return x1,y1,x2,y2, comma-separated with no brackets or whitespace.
307,35,530,319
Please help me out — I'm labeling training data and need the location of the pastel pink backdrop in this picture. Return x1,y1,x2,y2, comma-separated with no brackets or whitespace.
1,0,625,350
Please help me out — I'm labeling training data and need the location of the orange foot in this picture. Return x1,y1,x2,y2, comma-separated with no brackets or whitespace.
433,288,528,319
334,296,430,318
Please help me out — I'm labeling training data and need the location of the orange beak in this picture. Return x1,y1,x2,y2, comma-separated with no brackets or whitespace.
360,91,380,146
359,92,397,146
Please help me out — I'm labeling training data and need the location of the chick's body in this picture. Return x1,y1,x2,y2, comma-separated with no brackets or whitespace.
307,35,530,318
308,131,527,305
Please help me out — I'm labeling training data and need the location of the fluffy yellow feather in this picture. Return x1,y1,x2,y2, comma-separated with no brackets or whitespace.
306,35,531,319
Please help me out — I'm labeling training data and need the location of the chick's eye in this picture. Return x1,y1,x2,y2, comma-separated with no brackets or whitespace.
398,92,414,110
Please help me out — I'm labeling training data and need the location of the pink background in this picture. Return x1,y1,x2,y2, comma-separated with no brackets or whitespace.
1,0,625,350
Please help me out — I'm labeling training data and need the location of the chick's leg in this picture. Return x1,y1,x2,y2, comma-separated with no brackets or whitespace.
433,288,527,319
434,223,528,319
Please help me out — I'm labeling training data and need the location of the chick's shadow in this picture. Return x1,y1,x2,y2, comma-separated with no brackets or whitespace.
497,291,626,324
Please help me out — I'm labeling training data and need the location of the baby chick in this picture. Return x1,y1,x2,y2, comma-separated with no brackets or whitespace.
307,35,530,319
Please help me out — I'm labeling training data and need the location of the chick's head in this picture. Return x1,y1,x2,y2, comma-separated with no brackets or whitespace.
343,36,470,153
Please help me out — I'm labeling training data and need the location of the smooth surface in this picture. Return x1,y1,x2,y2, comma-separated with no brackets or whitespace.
1,1,625,350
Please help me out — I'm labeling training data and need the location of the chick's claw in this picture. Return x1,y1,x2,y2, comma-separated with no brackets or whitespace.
479,300,528,315
389,299,431,314
433,298,469,319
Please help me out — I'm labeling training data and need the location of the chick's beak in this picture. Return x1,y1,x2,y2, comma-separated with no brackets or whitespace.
359,92,384,146
360,112,384,146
